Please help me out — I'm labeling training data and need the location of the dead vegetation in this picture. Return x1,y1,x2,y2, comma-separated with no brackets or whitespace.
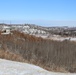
0,31,76,73
0,49,26,62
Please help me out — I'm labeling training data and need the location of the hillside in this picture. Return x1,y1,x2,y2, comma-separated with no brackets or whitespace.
0,30,76,72
1,24,76,41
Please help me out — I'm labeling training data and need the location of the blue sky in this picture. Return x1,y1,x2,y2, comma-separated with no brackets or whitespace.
0,0,76,27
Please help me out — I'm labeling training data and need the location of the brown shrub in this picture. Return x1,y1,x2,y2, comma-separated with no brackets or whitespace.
0,31,76,72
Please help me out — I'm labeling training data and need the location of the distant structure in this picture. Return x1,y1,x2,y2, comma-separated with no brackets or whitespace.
1,26,13,35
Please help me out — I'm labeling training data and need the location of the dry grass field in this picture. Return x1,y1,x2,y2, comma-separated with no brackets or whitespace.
0,31,76,73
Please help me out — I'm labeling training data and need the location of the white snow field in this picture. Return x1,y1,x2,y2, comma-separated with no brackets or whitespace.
0,59,76,75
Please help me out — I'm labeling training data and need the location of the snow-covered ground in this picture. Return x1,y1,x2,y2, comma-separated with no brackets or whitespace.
0,59,76,75
49,35,76,42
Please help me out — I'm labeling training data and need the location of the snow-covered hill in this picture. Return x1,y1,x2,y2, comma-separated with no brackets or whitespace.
0,24,49,38
0,59,76,75
1,24,76,41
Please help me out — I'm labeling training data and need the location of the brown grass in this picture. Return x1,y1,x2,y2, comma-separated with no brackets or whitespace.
0,31,76,73
0,49,26,62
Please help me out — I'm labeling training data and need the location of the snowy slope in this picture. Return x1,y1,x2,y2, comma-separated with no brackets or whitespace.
0,59,76,75
1,24,76,41
49,35,76,42
1,25,48,37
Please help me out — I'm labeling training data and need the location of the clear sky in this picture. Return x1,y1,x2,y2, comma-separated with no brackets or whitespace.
0,0,76,27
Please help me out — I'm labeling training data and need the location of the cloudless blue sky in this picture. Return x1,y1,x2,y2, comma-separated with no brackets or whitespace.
0,0,76,27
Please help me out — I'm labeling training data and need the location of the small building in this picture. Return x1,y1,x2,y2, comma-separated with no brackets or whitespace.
1,26,12,35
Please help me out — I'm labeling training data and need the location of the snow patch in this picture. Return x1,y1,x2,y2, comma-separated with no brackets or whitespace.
0,59,76,75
